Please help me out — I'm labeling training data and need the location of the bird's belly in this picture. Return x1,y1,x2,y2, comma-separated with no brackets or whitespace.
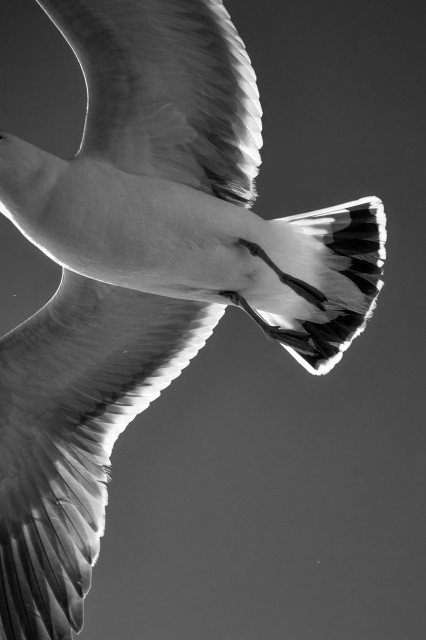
89,235,258,305
36,172,261,303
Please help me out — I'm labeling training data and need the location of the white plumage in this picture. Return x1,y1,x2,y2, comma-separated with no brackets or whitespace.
0,1,386,638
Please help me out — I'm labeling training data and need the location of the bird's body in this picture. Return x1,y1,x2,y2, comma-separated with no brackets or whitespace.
6,143,326,316
31,155,260,300
0,1,387,638
5,141,375,326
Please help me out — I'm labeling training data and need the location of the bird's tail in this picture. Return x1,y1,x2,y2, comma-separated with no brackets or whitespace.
255,196,386,375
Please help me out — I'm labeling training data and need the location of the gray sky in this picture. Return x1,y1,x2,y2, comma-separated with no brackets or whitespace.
0,1,425,639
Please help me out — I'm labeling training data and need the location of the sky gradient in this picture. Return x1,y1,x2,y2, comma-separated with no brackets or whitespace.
0,1,425,639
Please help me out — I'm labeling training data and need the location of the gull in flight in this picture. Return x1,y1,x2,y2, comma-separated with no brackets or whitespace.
0,0,386,638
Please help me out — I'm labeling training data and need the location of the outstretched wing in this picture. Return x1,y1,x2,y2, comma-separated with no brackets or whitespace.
36,0,263,206
0,270,224,639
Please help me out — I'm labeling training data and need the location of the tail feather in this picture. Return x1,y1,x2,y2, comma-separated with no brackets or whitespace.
258,196,386,375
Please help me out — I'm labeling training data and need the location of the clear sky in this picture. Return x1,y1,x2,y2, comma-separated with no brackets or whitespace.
0,1,425,639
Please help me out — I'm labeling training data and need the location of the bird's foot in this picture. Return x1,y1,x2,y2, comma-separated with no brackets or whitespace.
219,290,318,355
264,326,318,355
237,238,327,311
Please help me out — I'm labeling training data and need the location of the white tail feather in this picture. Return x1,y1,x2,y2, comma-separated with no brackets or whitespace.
253,197,386,375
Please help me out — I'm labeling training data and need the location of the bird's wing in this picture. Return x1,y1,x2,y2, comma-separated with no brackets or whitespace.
36,0,262,206
0,270,225,639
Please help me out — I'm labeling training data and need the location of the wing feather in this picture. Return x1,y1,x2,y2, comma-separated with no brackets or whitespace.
0,271,225,639
36,0,262,206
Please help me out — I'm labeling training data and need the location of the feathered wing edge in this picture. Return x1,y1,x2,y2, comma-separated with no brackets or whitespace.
0,271,225,639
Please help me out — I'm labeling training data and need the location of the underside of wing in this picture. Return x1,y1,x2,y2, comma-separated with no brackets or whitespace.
36,0,263,207
0,270,224,639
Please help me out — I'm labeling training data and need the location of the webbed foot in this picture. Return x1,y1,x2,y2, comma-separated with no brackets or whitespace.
238,238,327,311
219,290,318,355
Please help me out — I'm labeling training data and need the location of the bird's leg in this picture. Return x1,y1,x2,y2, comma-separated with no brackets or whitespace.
219,291,318,356
237,238,327,311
